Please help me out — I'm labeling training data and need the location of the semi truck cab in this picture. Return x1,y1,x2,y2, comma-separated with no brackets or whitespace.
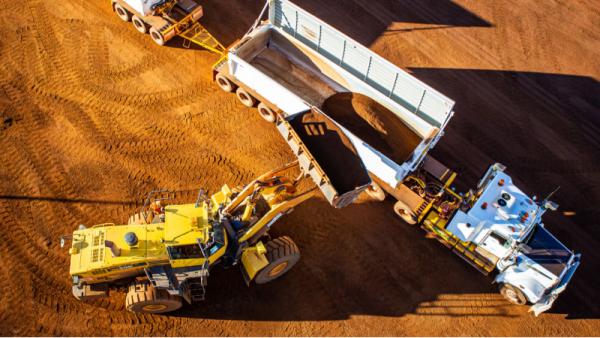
444,164,581,315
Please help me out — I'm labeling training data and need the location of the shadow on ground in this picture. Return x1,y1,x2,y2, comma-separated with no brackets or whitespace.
198,0,491,48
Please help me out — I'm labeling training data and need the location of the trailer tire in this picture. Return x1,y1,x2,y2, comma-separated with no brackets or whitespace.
125,282,182,314
235,88,257,108
114,3,131,22
149,27,166,46
132,15,148,34
254,236,300,284
257,103,276,123
393,200,417,225
499,283,528,305
215,73,236,92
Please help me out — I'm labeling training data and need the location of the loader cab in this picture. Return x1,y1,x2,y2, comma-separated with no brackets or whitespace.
162,203,227,269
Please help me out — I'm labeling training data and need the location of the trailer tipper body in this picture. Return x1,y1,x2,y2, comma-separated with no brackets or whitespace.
213,0,455,204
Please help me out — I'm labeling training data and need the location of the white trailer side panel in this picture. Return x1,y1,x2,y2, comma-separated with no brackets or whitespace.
228,54,310,115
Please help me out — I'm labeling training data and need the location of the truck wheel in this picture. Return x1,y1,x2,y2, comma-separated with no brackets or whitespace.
125,282,182,314
132,15,147,34
499,283,527,305
235,88,257,108
114,3,131,22
254,236,300,284
393,200,417,225
149,27,166,46
215,73,236,92
257,103,276,123
365,182,386,201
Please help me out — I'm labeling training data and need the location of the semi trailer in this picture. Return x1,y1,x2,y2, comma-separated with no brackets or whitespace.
212,0,455,205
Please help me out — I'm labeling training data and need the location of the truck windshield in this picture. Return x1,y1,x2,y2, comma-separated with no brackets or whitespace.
523,226,571,276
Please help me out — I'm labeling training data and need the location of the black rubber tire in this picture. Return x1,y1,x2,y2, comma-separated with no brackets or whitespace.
235,87,257,108
149,27,166,46
216,73,236,92
257,102,276,123
125,282,182,314
499,283,528,305
132,15,147,34
393,200,417,224
114,3,131,22
254,236,300,284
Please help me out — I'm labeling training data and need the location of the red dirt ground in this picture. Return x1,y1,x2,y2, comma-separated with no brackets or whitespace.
0,0,598,336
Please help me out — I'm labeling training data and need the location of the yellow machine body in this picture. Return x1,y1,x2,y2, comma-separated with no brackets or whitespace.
69,201,227,283
68,161,317,287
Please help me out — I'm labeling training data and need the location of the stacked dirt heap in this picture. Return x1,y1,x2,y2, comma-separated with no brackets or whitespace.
322,92,422,163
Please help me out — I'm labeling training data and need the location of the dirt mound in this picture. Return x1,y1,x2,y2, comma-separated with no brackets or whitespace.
322,92,422,163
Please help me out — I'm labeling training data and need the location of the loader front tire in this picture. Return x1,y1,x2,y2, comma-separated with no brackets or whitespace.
255,236,300,284
499,283,528,305
216,73,236,92
393,200,417,225
236,87,257,108
149,27,166,46
125,282,182,314
114,3,131,22
132,15,148,34
257,103,276,123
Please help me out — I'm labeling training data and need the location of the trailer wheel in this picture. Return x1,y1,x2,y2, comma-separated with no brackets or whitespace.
114,3,131,22
499,283,527,305
254,236,300,284
132,15,148,34
257,103,276,123
149,27,166,46
215,73,236,92
393,200,417,225
235,88,257,108
125,282,182,314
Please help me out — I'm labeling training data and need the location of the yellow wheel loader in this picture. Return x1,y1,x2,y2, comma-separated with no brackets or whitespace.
63,110,372,314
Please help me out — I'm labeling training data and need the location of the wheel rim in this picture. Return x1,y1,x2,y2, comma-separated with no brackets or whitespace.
504,288,518,303
269,262,288,277
134,19,145,31
142,304,167,312
259,107,275,122
218,78,229,89
151,32,164,44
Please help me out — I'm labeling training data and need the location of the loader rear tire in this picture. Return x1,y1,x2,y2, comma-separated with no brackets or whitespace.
132,15,148,34
125,282,182,314
216,73,236,92
114,3,131,22
255,236,300,284
149,27,166,46
257,103,276,123
236,87,257,108
393,200,417,225
499,283,528,305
